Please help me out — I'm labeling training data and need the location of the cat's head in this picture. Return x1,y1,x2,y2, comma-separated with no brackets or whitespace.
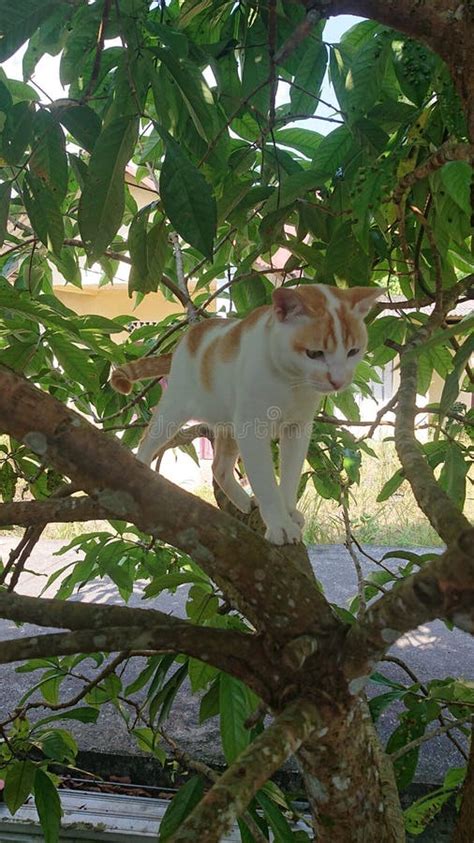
271,284,383,393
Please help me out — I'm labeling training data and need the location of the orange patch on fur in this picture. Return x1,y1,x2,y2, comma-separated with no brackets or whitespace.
296,286,327,317
110,354,173,394
292,316,334,355
220,306,270,360
200,336,220,390
186,319,223,353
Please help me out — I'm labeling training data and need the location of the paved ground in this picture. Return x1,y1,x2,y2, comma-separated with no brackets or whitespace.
0,537,471,785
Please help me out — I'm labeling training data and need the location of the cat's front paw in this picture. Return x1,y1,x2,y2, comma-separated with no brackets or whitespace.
288,508,305,529
265,519,302,546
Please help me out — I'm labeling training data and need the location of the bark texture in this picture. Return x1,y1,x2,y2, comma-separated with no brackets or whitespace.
297,699,405,842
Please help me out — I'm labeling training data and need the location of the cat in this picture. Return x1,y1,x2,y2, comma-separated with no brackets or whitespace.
111,285,382,545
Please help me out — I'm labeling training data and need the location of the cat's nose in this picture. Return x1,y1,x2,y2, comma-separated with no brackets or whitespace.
328,375,344,390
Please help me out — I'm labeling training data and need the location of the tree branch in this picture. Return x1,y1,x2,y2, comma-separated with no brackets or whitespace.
395,353,471,546
0,496,108,527
389,716,471,762
168,699,319,843
0,366,337,643
0,594,270,692
342,528,474,681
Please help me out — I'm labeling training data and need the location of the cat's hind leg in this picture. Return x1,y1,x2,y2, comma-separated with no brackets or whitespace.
212,430,252,513
137,394,189,467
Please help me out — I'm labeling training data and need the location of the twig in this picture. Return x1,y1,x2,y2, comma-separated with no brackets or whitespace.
81,0,112,102
274,8,322,65
169,232,198,322
364,393,398,440
17,652,129,716
383,655,469,761
341,494,366,619
342,528,474,680
389,717,471,762
160,730,270,843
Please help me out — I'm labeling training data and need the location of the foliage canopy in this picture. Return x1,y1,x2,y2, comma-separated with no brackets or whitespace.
0,1,472,841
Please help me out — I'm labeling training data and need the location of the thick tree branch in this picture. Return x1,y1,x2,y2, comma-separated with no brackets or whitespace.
168,699,319,843
0,625,263,690
0,496,108,527
395,354,471,546
342,528,474,681
0,366,337,643
0,593,270,691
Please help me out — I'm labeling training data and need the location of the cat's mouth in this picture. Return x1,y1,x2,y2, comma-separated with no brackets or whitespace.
291,379,347,393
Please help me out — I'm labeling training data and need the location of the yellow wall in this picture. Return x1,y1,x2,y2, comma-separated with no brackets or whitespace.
55,284,183,322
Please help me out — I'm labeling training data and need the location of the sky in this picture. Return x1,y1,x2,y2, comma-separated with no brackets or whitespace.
2,15,363,136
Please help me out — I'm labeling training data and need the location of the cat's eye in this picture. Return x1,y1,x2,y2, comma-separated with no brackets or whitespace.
347,348,360,358
306,349,325,360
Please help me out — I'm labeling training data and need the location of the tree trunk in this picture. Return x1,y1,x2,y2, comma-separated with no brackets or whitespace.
297,699,405,842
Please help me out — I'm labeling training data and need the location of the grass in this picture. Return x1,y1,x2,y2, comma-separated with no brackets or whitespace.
300,444,444,547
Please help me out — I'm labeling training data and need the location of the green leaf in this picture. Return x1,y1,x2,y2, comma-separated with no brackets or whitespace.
0,180,11,247
1,101,34,164
438,442,468,510
441,161,472,215
39,729,78,763
0,1,60,61
147,220,168,283
0,461,17,501
291,40,328,114
4,759,36,815
275,128,323,159
24,173,64,257
128,211,149,287
155,48,215,143
159,776,204,841
55,103,101,153
369,690,406,722
33,707,99,728
324,222,371,285
439,334,474,418
232,274,269,314
188,657,218,693
160,135,216,259
241,18,270,115
48,333,99,393
34,768,62,843
219,674,251,763
199,676,220,723
345,39,388,119
29,110,68,203
79,116,139,262
256,790,294,842
263,169,326,214
312,127,353,175
404,768,465,836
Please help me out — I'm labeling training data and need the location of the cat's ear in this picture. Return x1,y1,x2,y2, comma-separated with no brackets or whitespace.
272,288,307,321
347,287,385,316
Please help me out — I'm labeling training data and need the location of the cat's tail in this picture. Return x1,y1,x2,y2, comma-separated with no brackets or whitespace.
110,353,173,395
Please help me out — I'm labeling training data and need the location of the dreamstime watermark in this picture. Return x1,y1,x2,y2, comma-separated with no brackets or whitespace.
148,406,314,441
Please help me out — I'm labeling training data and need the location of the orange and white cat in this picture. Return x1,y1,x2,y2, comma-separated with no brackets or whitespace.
111,285,382,545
